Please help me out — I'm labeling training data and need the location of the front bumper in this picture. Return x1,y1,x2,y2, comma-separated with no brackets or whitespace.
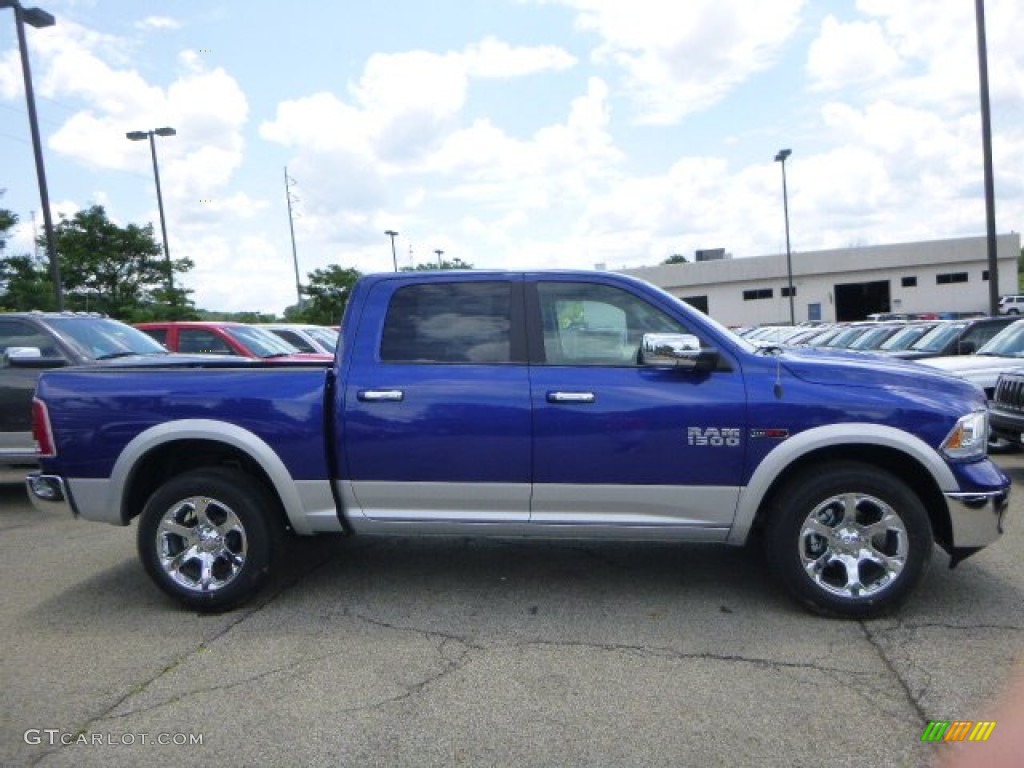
989,406,1024,446
944,489,1009,549
26,473,75,517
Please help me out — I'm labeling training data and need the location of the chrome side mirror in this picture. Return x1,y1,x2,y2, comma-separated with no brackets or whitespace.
640,333,719,371
3,347,66,369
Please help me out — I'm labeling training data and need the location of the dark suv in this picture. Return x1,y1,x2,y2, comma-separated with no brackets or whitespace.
882,316,1019,360
0,312,171,466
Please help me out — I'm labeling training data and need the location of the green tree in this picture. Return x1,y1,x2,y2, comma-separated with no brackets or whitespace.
292,264,362,325
0,253,55,311
662,254,689,265
0,204,15,253
401,257,474,271
49,205,195,320
0,204,54,311
198,310,277,323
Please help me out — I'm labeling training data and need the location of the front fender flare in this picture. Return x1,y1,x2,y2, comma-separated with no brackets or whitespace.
727,423,955,545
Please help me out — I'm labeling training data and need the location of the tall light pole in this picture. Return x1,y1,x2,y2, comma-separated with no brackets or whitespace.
975,0,999,315
434,248,444,269
1,0,63,309
385,229,399,272
126,127,175,295
774,148,795,325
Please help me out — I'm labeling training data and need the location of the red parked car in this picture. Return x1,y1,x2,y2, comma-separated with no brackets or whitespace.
135,322,332,362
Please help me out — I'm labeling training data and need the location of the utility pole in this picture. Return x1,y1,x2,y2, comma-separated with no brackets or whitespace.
385,229,399,272
284,167,302,307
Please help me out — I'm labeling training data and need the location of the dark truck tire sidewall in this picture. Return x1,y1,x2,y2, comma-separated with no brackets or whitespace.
137,468,280,612
765,461,932,618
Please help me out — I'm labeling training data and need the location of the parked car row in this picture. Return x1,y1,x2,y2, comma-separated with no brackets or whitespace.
135,322,334,362
739,315,1019,360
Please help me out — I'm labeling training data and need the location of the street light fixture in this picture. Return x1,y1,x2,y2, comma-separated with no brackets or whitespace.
126,126,176,295
385,230,399,272
434,248,444,270
774,148,795,325
1,0,64,309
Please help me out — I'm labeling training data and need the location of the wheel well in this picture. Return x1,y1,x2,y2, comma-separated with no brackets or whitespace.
122,439,289,530
754,444,951,548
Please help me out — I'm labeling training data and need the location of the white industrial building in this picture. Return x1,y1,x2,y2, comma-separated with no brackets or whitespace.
621,233,1021,326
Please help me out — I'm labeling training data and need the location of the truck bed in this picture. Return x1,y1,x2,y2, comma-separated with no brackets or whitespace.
35,364,332,481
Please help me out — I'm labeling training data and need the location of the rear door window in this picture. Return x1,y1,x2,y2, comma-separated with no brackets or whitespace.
380,282,518,364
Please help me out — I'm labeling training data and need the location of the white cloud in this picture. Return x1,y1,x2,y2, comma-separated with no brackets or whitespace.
807,16,902,91
135,16,181,31
549,0,806,124
463,36,577,78
27,26,249,208
0,49,21,99
258,37,598,279
829,0,1024,111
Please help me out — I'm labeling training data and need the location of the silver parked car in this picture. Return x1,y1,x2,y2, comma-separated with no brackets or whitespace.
261,324,339,355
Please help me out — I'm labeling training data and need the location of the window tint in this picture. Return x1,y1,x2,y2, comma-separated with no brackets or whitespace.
537,282,685,366
963,322,1009,348
223,325,300,357
141,328,168,345
381,282,513,363
178,329,234,355
270,329,316,353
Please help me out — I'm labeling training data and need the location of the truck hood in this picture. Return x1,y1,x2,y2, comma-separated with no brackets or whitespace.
778,347,982,398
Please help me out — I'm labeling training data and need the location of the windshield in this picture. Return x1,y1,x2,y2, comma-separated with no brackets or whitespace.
976,320,1024,357
908,322,966,352
825,327,870,347
848,327,895,350
306,326,339,350
879,324,933,351
224,325,303,358
47,316,168,359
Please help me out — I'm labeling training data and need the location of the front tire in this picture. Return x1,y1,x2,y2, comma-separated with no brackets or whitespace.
137,468,281,612
765,462,932,618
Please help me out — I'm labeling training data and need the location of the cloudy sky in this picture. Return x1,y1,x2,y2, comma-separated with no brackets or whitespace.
1,0,1022,315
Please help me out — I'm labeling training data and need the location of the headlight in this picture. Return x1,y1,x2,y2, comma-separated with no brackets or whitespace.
941,410,988,460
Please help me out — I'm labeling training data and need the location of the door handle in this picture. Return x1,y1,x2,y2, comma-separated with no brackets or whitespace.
357,389,404,402
547,391,596,404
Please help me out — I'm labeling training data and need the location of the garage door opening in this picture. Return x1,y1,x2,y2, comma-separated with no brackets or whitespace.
834,280,891,321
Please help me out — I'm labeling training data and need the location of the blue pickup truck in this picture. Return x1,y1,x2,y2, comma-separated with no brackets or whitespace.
27,271,1010,617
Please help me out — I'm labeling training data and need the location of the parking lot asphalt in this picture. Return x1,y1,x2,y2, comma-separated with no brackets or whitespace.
2,459,1022,768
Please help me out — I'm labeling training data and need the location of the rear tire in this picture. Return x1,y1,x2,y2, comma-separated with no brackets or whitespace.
137,468,281,612
765,462,932,618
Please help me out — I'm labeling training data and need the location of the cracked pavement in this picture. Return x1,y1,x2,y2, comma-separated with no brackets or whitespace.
2,458,1022,768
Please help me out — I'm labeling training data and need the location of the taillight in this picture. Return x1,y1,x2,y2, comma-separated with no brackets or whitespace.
32,397,56,457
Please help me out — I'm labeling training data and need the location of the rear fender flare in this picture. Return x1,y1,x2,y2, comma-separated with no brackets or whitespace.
109,419,313,534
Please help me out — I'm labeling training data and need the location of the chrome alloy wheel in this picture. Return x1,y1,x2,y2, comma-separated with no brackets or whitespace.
798,492,909,599
155,495,248,594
